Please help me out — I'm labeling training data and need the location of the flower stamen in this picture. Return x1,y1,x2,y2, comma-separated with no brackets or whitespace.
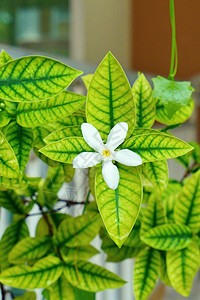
102,149,111,157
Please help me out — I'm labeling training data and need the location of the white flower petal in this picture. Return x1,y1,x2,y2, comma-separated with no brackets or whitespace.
81,123,104,151
102,161,119,190
73,152,102,168
106,122,128,150
114,149,143,166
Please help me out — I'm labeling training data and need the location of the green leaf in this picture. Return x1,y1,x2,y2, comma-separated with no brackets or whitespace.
140,197,166,235
0,190,27,214
161,180,182,223
17,91,85,127
8,236,52,264
33,126,60,167
38,165,65,207
141,160,168,192
95,164,142,247
159,252,171,286
0,220,29,266
0,255,63,289
152,76,194,117
0,106,11,127
39,137,93,163
63,163,75,183
0,50,13,66
122,133,193,163
48,275,75,300
15,291,36,300
101,231,142,262
53,114,86,128
190,142,200,163
5,121,33,173
0,56,82,102
174,170,200,232
134,248,160,300
54,213,101,248
74,288,95,300
86,52,135,140
82,74,93,90
156,98,194,125
141,224,193,250
44,126,82,144
63,259,126,292
61,245,99,261
132,73,155,128
130,128,161,137
167,241,199,296
0,130,19,178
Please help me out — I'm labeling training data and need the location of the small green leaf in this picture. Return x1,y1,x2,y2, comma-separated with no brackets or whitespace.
159,252,171,286
47,275,75,300
95,164,142,247
0,220,29,267
0,190,27,214
122,133,193,163
74,288,95,300
39,137,93,163
132,73,155,128
8,236,52,264
82,74,93,90
0,255,63,289
141,224,193,250
167,241,199,296
141,160,168,193
63,259,126,292
156,98,194,125
44,126,82,144
0,109,11,127
161,180,182,223
152,76,194,117
134,248,160,300
15,291,36,300
86,52,135,140
0,130,19,178
0,50,13,65
140,197,166,235
0,56,82,102
101,231,142,262
63,163,75,183
190,142,200,163
174,170,200,232
5,121,33,173
17,91,85,127
54,213,101,248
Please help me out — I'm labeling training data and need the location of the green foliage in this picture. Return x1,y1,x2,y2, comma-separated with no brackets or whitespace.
166,241,199,296
134,249,161,300
141,224,193,250
16,92,85,127
86,52,135,140
152,76,194,117
122,132,193,162
132,73,155,128
0,49,197,300
0,56,82,102
63,259,126,292
96,164,142,247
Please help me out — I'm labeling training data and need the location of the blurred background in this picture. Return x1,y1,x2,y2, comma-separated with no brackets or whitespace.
0,0,200,299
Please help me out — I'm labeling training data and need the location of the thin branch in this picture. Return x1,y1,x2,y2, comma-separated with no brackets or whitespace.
181,161,199,181
1,283,6,300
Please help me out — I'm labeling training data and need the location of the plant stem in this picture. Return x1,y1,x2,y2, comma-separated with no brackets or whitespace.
181,161,198,181
1,283,6,300
82,190,91,214
169,0,178,79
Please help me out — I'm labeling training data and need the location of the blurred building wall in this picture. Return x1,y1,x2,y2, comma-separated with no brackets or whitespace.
70,0,132,69
132,0,200,79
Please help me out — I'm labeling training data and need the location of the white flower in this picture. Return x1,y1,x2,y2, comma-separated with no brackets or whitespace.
73,122,142,190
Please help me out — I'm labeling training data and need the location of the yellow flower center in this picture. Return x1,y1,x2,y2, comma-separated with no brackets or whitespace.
102,149,111,157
